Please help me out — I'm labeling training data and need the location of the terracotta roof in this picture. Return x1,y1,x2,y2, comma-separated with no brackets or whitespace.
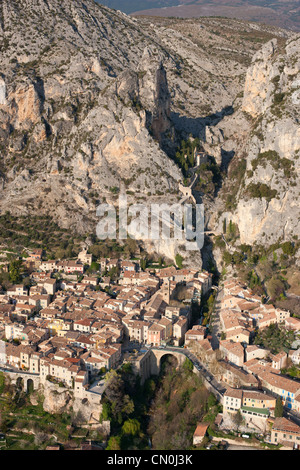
193,423,209,438
273,417,300,434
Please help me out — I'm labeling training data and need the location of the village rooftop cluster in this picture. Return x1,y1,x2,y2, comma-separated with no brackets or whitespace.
0,248,211,397
1,248,300,449
191,278,300,449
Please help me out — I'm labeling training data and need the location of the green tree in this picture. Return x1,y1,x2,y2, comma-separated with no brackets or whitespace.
23,276,31,288
274,397,284,418
100,402,111,423
121,395,135,416
0,409,7,433
0,372,5,395
222,219,226,234
267,276,286,300
232,251,244,265
106,436,121,450
89,261,100,273
207,294,215,313
223,251,232,265
140,257,147,271
122,418,141,437
281,241,295,256
207,393,218,409
175,254,184,269
108,266,120,281
182,358,193,373
254,323,295,354
9,259,23,284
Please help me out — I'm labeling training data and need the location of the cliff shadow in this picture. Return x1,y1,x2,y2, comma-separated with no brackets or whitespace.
170,105,234,140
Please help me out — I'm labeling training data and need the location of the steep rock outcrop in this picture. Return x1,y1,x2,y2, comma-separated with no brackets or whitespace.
0,0,182,245
242,38,279,118
237,36,300,245
42,383,74,414
210,35,300,247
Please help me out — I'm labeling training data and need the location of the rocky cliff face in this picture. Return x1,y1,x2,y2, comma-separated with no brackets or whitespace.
0,0,182,239
30,380,104,427
237,35,300,246
207,34,300,248
0,1,298,264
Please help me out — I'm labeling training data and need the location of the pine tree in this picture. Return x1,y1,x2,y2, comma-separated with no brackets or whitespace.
222,218,226,234
275,396,284,417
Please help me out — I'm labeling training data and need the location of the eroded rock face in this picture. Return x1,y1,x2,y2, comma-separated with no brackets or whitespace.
39,381,102,424
223,36,300,246
0,0,298,258
0,78,6,105
242,39,279,118
115,46,173,143
42,382,73,414
0,0,182,245
42,392,72,414
12,82,43,128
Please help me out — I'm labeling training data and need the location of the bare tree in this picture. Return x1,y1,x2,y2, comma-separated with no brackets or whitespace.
232,410,244,431
34,432,49,446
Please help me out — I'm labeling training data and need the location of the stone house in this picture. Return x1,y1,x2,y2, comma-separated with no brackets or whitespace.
219,340,245,367
172,316,188,345
223,388,276,432
147,323,165,346
193,423,209,446
184,326,206,345
219,360,259,389
288,348,300,365
270,417,300,449
78,250,93,266
40,356,82,388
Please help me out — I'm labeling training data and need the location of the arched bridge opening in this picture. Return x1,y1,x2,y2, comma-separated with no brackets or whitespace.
2,371,40,393
16,377,24,391
27,378,34,393
159,354,178,375
150,349,187,376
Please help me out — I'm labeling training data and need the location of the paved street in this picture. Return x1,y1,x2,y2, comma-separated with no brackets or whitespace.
161,345,226,396
210,286,224,350
227,444,261,450
88,377,108,395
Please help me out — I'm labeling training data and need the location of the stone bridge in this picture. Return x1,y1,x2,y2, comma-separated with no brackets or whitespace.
127,347,224,402
150,348,187,375
128,347,189,384
0,367,40,392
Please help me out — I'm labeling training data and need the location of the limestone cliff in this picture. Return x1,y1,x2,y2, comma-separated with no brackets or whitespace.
208,35,300,248
238,36,300,246
32,381,103,426
0,0,182,240
0,1,298,264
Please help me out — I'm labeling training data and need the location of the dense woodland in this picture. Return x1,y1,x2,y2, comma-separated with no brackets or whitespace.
102,356,221,450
